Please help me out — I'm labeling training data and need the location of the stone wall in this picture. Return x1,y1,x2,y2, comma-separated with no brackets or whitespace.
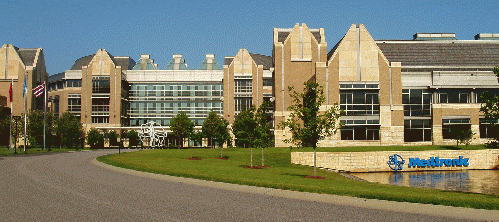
291,149,499,172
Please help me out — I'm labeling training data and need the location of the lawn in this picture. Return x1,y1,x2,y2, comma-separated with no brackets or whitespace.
0,147,89,156
97,145,499,210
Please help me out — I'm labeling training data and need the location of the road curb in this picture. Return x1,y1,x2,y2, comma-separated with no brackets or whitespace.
92,156,499,221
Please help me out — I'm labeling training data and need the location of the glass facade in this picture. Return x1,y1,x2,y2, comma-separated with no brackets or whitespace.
340,90,379,116
92,76,110,93
479,118,498,139
438,89,470,103
129,83,223,126
67,94,81,116
442,118,471,139
404,119,432,142
403,89,431,116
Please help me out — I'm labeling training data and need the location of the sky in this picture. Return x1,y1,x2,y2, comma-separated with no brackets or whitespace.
1,0,498,75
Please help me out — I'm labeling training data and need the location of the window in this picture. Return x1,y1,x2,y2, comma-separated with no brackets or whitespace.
341,125,380,140
475,89,499,103
403,89,431,116
53,96,59,117
68,94,81,113
235,80,252,93
479,118,498,138
92,116,109,124
263,78,273,87
404,119,432,142
438,90,470,104
92,76,110,93
442,118,471,139
340,90,379,115
92,98,109,112
66,79,81,87
235,97,252,112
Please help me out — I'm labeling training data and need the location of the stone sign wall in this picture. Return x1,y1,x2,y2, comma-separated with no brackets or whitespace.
291,149,499,172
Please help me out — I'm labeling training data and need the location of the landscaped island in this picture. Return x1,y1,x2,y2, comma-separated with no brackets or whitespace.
97,145,499,210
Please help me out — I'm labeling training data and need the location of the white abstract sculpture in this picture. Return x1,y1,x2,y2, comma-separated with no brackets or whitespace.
138,121,168,148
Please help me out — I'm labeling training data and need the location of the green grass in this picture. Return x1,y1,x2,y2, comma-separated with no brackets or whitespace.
97,146,499,210
0,147,89,156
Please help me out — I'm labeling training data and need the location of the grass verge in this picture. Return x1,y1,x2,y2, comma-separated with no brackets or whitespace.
97,146,499,210
0,147,89,156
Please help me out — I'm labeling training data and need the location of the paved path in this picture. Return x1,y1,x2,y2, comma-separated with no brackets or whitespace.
0,149,497,221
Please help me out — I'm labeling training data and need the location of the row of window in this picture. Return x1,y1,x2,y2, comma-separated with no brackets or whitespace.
340,89,499,117
130,84,223,97
339,118,497,141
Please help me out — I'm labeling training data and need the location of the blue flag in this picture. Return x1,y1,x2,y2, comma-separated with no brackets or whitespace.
22,75,27,97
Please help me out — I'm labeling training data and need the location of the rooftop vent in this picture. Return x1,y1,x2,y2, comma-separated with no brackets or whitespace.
413,33,457,41
474,33,499,40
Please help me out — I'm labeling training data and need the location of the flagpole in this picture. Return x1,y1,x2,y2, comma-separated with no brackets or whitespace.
24,73,27,153
9,79,13,151
43,81,46,151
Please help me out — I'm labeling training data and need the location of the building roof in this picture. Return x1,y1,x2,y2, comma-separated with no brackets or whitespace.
224,57,234,66
277,30,322,44
48,72,65,82
249,53,273,70
16,48,38,66
376,41,499,67
114,56,135,70
70,54,95,70
199,57,222,70
70,53,135,70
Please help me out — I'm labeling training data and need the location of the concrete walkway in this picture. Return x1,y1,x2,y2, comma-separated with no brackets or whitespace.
1,149,497,221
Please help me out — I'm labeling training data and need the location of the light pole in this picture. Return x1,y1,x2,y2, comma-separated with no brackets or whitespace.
12,116,20,154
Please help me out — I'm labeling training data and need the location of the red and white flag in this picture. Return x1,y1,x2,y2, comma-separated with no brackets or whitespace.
33,83,45,98
9,81,13,102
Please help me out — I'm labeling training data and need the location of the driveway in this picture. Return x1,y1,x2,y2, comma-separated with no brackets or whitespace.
0,149,496,221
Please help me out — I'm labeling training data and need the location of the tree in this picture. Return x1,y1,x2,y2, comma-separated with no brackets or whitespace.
86,128,104,149
279,81,343,177
54,112,83,149
0,107,11,147
202,110,230,157
233,106,257,166
189,130,203,158
232,102,272,166
127,130,140,147
27,110,55,149
480,66,499,143
170,111,194,148
108,130,120,147
232,106,257,148
449,126,475,148
254,102,272,166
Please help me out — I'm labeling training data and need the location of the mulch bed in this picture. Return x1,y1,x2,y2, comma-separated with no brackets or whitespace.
215,157,228,160
244,165,263,169
186,157,201,160
304,175,326,180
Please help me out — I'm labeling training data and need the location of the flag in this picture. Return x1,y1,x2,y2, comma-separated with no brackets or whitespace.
9,81,13,102
22,76,27,97
33,83,45,98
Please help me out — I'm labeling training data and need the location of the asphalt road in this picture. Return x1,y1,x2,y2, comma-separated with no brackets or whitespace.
0,149,497,221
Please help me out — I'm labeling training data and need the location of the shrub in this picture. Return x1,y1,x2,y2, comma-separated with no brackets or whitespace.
108,130,120,147
128,130,140,147
86,128,104,149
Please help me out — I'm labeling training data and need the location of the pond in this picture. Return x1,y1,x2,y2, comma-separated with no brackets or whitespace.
350,170,499,195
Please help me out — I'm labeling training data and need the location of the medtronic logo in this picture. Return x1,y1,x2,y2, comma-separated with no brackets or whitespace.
387,154,405,171
408,156,469,167
387,154,470,171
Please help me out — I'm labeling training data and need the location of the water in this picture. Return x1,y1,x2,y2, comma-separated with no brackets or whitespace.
350,170,499,195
